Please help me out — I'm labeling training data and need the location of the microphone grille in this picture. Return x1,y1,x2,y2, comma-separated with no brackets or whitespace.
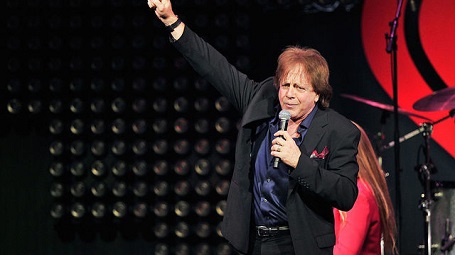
279,110,291,120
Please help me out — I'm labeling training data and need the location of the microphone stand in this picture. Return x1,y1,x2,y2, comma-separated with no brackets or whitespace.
385,0,404,252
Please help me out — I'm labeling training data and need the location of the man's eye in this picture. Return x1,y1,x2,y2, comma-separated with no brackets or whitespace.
295,85,305,91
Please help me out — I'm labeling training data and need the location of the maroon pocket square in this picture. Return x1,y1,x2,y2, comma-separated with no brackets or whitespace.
310,146,329,159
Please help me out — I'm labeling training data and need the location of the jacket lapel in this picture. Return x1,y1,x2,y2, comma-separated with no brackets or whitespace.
302,108,328,156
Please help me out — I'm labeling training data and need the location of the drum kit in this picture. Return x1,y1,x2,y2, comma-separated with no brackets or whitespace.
342,86,455,255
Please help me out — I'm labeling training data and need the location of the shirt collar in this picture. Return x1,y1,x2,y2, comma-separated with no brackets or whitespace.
272,105,318,132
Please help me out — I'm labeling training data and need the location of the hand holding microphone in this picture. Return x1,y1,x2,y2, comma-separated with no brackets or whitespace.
273,110,291,168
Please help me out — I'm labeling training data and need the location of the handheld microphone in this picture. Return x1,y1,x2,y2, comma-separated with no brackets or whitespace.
273,110,291,168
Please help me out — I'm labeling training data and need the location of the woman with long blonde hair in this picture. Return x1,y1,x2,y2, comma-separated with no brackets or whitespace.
333,122,398,255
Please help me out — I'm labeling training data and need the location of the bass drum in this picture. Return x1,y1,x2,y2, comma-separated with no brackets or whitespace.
432,181,455,255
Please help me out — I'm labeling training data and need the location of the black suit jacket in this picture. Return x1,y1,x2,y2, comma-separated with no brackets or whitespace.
172,26,360,255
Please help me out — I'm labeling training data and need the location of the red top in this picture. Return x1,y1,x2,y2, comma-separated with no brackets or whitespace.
333,178,382,255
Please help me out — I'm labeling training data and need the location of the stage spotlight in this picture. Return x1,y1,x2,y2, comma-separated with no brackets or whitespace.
153,222,169,238
194,78,210,91
132,160,148,176
70,98,85,114
7,99,22,114
70,161,85,178
215,139,231,154
27,100,43,114
215,117,230,133
132,119,147,135
152,119,168,134
49,119,64,135
195,222,211,238
194,97,209,112
132,202,148,218
154,243,170,255
194,201,211,217
216,200,227,216
215,180,230,196
132,139,147,156
175,221,190,238
153,201,169,217
133,181,148,197
112,201,128,218
90,181,107,198
70,78,85,92
49,161,65,177
111,97,127,114
90,140,106,157
112,181,128,198
153,160,169,176
70,202,86,219
90,98,106,113
132,98,147,113
91,160,107,177
194,139,210,155
70,119,84,135
194,119,210,134
195,159,210,176
173,97,189,113
215,97,230,112
174,200,190,217
195,243,211,255
175,243,190,255
90,119,106,135
50,203,65,219
194,180,211,197
174,117,189,134
153,180,169,197
91,78,106,93
50,182,65,198
173,76,189,91
111,139,127,156
91,202,107,219
216,243,233,255
49,140,64,156
174,139,190,155
111,78,126,92
174,160,189,176
112,161,127,177
174,180,191,197
152,139,168,155
216,222,224,237
70,181,86,198
49,78,64,93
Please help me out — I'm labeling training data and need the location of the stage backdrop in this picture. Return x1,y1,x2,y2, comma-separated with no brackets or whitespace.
2,1,454,255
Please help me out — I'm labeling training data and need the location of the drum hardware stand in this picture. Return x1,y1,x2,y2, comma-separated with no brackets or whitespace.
415,122,435,255
381,109,454,255
441,219,455,254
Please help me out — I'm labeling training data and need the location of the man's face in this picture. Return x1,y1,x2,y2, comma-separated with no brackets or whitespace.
278,66,320,123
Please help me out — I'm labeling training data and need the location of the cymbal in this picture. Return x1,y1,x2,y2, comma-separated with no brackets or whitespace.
341,93,432,120
413,87,455,111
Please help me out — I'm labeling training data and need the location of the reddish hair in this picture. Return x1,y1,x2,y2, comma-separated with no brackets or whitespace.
273,46,332,108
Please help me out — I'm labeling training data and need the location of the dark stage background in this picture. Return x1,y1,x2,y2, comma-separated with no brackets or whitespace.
2,0,454,255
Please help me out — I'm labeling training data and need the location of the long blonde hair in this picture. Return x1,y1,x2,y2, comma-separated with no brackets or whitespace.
353,122,398,255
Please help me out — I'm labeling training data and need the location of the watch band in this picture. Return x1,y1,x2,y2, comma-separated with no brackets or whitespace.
166,18,182,32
